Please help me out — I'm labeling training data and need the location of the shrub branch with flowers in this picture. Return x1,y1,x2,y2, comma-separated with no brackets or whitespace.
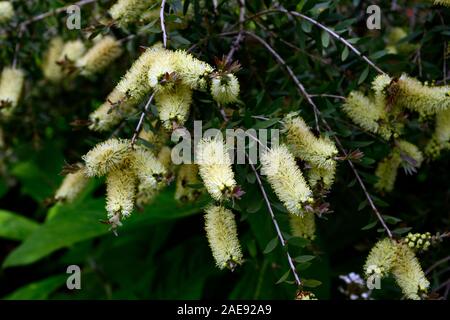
0,0,449,300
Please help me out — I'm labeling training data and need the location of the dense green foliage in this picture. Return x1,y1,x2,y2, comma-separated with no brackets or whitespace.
0,0,449,300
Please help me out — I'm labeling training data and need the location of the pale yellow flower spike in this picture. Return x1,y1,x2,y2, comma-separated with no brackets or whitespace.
55,167,89,203
375,152,401,192
196,137,237,202
76,36,123,76
42,37,64,82
396,139,424,168
395,74,450,117
109,0,154,26
260,144,313,215
283,113,338,170
307,163,336,190
0,67,25,117
59,40,86,63
433,0,450,6
391,243,430,300
88,89,135,132
154,85,193,130
342,91,391,139
289,212,316,240
210,73,240,104
171,50,213,90
105,168,137,220
82,138,132,177
175,164,202,203
131,146,167,190
204,205,243,270
0,1,14,23
425,108,450,158
364,238,399,278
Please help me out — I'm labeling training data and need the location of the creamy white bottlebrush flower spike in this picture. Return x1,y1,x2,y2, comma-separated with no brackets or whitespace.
109,0,155,26
425,108,450,158
204,205,243,270
289,212,316,240
154,85,193,129
0,1,14,23
393,74,450,117
59,40,86,63
106,168,137,223
76,36,123,76
0,67,25,117
42,37,64,82
54,167,90,202
364,238,430,300
82,138,131,177
89,44,164,131
210,73,240,104
196,137,237,201
261,144,313,215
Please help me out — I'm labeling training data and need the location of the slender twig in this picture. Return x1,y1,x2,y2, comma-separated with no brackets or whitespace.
244,31,321,133
244,31,393,238
12,25,25,68
426,256,450,275
160,0,167,48
243,7,386,75
310,94,346,100
130,92,155,147
432,278,450,293
19,0,99,28
226,0,246,64
248,160,302,287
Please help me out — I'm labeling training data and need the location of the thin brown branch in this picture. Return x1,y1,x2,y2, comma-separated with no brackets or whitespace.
426,255,450,275
226,0,246,64
130,92,155,147
248,160,302,287
310,94,346,100
160,0,167,48
244,31,393,238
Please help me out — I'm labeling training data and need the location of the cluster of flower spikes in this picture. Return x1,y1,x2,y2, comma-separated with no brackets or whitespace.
42,35,123,83
0,1,13,24
76,138,169,230
196,137,243,270
259,113,338,241
364,238,430,300
343,73,449,192
88,44,240,132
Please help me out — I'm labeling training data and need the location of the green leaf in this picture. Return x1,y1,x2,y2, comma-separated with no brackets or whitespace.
301,20,312,33
341,46,349,61
4,274,66,300
294,255,315,263
361,220,378,230
302,278,322,288
263,236,278,254
358,66,370,85
0,210,39,241
382,215,402,225
321,31,330,48
3,190,206,268
393,227,412,235
275,269,291,284
252,118,280,129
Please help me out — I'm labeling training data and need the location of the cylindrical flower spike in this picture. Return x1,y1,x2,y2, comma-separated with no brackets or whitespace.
283,113,338,170
375,152,401,192
108,0,153,26
289,212,316,240
154,85,193,130
391,243,430,300
396,139,423,170
175,164,202,202
307,163,336,190
364,238,399,278
196,137,237,202
82,138,132,177
0,67,25,117
42,37,64,82
204,205,243,270
54,166,89,202
260,144,313,215
105,168,137,222
0,1,14,23
170,50,213,90
76,36,123,76
392,74,450,117
59,40,86,63
425,108,450,159
434,0,450,6
210,73,240,104
131,146,167,190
